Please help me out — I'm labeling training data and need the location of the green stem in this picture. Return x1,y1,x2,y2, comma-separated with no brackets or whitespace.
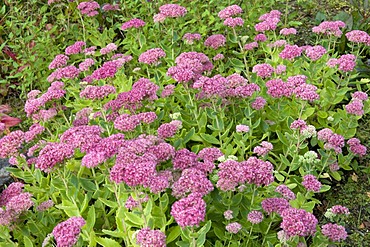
261,214,275,246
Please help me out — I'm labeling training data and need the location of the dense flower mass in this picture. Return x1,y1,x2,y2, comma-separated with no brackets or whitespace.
226,222,242,234
280,208,318,238
136,227,166,247
158,4,187,18
138,48,166,65
204,34,226,49
121,18,146,30
247,210,264,224
170,193,206,228
218,5,243,19
345,30,370,44
302,174,321,192
77,1,100,16
321,223,348,242
52,217,86,247
312,21,346,37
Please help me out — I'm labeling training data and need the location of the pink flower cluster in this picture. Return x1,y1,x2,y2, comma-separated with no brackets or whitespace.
279,44,303,60
114,112,157,132
330,205,350,215
172,168,214,198
251,96,267,110
36,199,54,211
321,223,348,242
346,30,370,45
275,184,296,200
49,54,69,70
100,43,117,55
157,120,181,139
0,130,24,158
167,52,213,83
218,5,243,19
204,34,226,49
78,58,95,71
317,128,345,153
244,41,258,50
80,85,116,100
236,124,249,133
327,54,356,72
52,217,86,247
226,222,242,234
170,193,206,228
183,33,202,44
77,1,100,16
346,91,367,116
302,174,322,192
156,4,187,21
280,207,318,237
223,17,244,28
347,138,367,156
35,142,75,172
262,197,290,215
121,18,146,30
253,141,273,156
305,45,327,61
252,63,274,78
255,34,267,42
47,65,80,82
161,84,175,98
104,78,159,112
280,28,297,36
24,123,45,142
255,10,281,32
102,3,120,12
247,210,264,224
193,74,260,99
312,21,346,37
136,227,166,247
213,53,225,61
65,41,86,55
138,48,166,65
0,182,33,226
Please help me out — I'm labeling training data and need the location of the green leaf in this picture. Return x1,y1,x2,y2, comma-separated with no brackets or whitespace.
229,58,244,68
275,173,285,182
200,133,219,145
197,221,212,246
182,127,195,144
319,185,331,192
125,211,144,225
95,237,121,247
301,107,315,119
79,178,97,192
276,131,289,146
301,201,316,211
24,236,33,247
86,206,96,232
98,198,118,208
167,226,181,243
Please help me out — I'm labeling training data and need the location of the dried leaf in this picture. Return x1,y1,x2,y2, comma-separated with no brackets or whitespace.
351,173,358,182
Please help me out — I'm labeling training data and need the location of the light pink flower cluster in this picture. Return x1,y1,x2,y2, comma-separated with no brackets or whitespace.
157,120,182,139
167,52,213,83
83,46,96,55
265,79,292,98
138,48,166,65
243,157,274,186
223,17,244,28
47,65,80,82
317,128,345,153
275,185,296,200
136,227,166,247
204,34,226,49
254,34,267,42
0,183,33,226
244,41,258,50
80,85,116,100
347,138,367,156
102,3,120,12
252,63,274,78
100,43,118,55
275,64,286,74
280,28,297,36
183,33,202,44
213,53,224,61
218,5,243,19
226,222,242,234
161,85,175,98
302,174,321,192
312,21,346,37
52,217,86,247
77,1,100,16
104,78,159,112
172,168,214,198
24,123,45,142
171,193,206,228
268,39,287,48
327,54,357,72
247,210,264,224
321,223,348,242
0,130,24,158
253,141,273,156
121,18,146,30
78,58,95,71
346,91,367,116
193,74,259,99
65,41,86,55
157,4,187,20
346,30,370,44
255,10,281,32
261,197,290,215
37,199,54,211
48,54,69,70
330,205,350,215
224,210,234,220
35,142,75,172
236,124,249,133
280,208,318,237
305,45,327,61
251,96,267,110
279,44,303,60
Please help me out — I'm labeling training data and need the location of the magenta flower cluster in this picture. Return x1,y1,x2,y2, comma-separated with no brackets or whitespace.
347,138,367,156
302,174,322,192
327,54,356,72
52,216,86,247
280,207,318,238
317,128,345,153
204,34,226,49
136,227,166,247
77,1,100,16
170,193,206,228
346,91,367,116
154,3,187,21
321,223,348,242
183,33,202,44
121,18,146,30
218,5,243,19
138,48,166,65
255,10,281,32
312,21,346,37
346,30,370,45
